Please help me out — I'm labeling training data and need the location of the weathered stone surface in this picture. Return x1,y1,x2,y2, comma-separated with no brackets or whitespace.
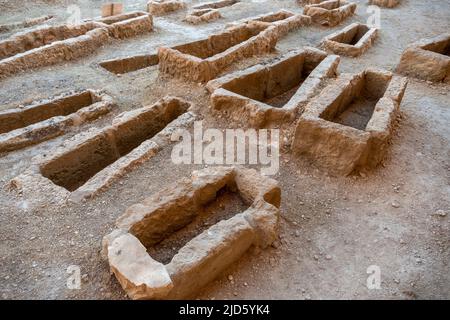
103,167,281,299
368,0,400,8
183,9,221,25
193,0,239,10
397,33,450,83
292,69,408,175
321,23,378,57
0,90,115,153
107,233,173,300
147,0,186,16
207,47,339,127
303,0,356,27
158,21,279,83
166,214,255,299
101,2,124,17
0,15,54,33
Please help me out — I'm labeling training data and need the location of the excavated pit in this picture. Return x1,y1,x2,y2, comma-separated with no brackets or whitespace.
0,22,100,61
103,167,281,299
0,91,95,135
147,186,248,264
99,54,159,74
321,72,390,130
220,54,321,108
422,38,450,57
158,21,278,82
397,33,450,83
193,0,239,10
39,99,187,191
173,24,267,59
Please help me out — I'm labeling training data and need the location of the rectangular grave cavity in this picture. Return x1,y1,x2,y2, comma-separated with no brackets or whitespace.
147,0,186,16
226,9,311,37
99,53,159,74
95,11,153,39
183,8,222,24
0,15,54,33
303,0,356,27
321,23,378,57
368,0,400,8
158,21,279,82
206,47,339,127
397,33,450,82
102,167,281,300
193,0,239,10
0,13,153,79
0,90,115,153
38,97,191,195
292,68,408,175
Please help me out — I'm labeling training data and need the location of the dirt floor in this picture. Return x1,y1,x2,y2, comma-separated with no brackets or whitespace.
0,0,449,300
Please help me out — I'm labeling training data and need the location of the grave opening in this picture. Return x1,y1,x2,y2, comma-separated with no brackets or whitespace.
40,101,187,191
320,72,391,130
0,91,96,135
0,23,100,61
423,38,450,57
221,54,319,108
99,54,159,74
193,0,239,10
173,23,268,59
147,185,249,264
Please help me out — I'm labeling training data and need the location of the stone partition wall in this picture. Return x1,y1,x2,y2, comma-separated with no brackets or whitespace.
102,166,281,300
303,0,356,27
147,0,186,16
292,68,408,175
0,90,115,153
158,21,280,83
95,11,153,39
206,47,340,127
321,23,378,57
10,97,197,202
397,33,450,83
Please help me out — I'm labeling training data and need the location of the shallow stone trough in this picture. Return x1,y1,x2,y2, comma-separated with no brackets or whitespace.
292,68,408,175
158,21,280,83
368,0,400,8
193,0,239,10
102,166,281,300
0,12,153,79
226,9,311,38
397,33,450,83
0,15,54,33
147,0,186,16
183,9,222,25
10,97,196,202
95,11,153,39
0,90,115,153
303,0,356,27
321,23,378,57
99,53,159,74
206,47,340,127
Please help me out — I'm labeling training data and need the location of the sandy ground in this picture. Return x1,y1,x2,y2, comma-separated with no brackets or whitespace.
0,0,449,300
